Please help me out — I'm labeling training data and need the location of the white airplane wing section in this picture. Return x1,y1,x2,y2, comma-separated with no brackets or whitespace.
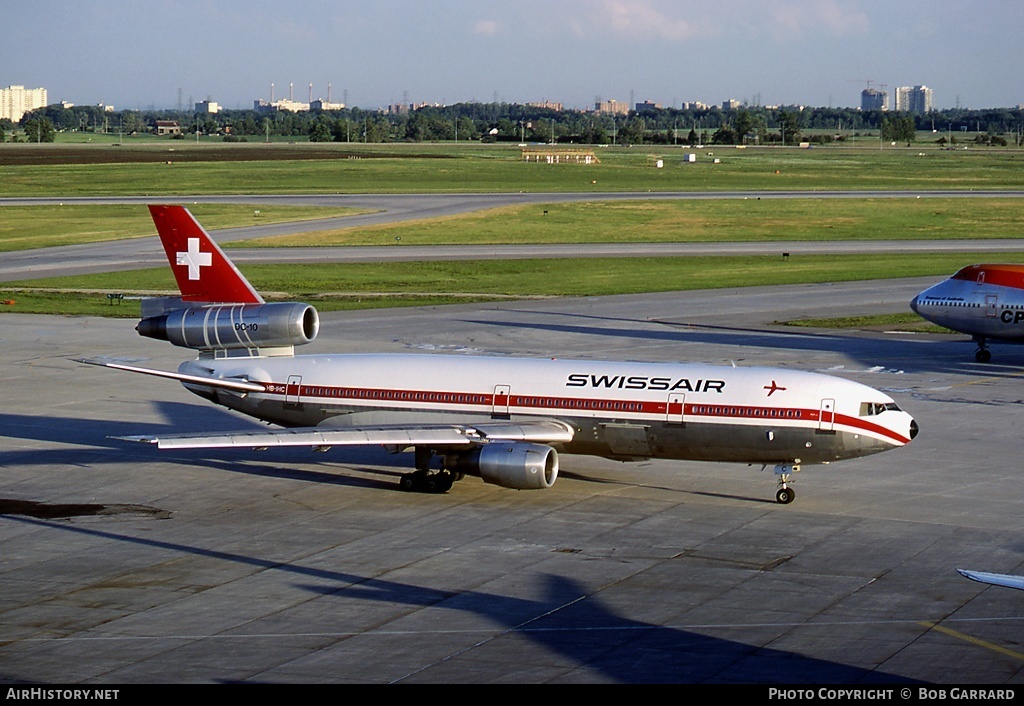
958,569,1024,591
114,420,575,450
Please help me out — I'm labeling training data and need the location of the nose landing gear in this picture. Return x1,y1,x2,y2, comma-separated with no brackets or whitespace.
774,463,800,504
974,337,992,363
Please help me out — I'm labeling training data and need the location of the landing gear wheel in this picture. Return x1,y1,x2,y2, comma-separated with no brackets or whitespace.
428,471,454,494
976,348,992,363
772,463,799,505
399,470,454,494
400,471,423,492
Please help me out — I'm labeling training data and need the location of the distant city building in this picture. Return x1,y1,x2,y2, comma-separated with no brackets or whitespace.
861,88,889,111
635,100,661,113
528,100,563,111
254,98,310,113
681,101,710,111
722,99,742,110
311,99,346,111
1,85,47,122
387,102,444,115
254,83,311,113
894,85,933,114
594,99,629,116
195,100,220,114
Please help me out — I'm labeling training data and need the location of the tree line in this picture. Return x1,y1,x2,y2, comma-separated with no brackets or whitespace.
6,102,1024,146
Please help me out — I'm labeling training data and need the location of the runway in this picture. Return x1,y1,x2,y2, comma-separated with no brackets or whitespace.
3,279,1024,683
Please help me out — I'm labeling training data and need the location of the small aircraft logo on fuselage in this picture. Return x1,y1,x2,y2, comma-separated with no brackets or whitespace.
764,380,787,397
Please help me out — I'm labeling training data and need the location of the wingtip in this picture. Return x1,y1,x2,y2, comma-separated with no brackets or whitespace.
109,435,160,445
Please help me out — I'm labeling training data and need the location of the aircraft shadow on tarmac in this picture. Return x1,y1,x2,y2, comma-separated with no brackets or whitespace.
4,513,921,684
468,313,1024,379
0,404,781,506
0,403,403,492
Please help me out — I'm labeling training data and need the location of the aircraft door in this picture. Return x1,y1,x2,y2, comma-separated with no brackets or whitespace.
667,393,685,425
818,398,835,432
986,294,999,317
286,375,302,406
492,385,510,419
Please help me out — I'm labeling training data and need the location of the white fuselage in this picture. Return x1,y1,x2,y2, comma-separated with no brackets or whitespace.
180,353,917,465
912,265,1024,343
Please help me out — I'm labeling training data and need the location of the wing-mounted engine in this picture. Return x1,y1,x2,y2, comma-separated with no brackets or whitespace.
136,298,319,356
445,442,559,490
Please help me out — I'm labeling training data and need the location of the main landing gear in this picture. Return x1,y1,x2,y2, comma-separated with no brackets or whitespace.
400,469,458,494
774,463,799,504
399,447,462,494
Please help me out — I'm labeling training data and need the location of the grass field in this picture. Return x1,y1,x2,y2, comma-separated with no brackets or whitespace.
1,197,1021,253
2,142,1024,196
228,196,1024,247
1,142,1021,319
2,252,1016,317
0,204,370,251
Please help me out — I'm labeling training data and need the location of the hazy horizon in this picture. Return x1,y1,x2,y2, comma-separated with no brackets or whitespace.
4,1,1023,112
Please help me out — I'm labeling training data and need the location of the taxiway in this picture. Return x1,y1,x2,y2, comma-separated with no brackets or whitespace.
2,279,1024,683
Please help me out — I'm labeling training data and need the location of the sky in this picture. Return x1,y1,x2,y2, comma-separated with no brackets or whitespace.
4,0,1023,112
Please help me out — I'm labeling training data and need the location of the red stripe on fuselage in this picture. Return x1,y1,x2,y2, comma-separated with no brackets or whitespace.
247,380,910,446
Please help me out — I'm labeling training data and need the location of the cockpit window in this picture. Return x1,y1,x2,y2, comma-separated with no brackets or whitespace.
860,402,901,416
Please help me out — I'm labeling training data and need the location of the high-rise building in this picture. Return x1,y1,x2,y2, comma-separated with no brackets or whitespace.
594,99,629,116
861,88,888,111
1,85,48,122
894,85,933,114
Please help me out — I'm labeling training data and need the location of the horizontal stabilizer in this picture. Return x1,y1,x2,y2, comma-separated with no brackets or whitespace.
78,359,265,393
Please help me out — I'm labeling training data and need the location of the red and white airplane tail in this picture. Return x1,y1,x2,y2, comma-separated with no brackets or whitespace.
149,204,264,305
139,205,318,353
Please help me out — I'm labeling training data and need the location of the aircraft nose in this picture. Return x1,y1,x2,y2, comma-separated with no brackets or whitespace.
909,295,920,314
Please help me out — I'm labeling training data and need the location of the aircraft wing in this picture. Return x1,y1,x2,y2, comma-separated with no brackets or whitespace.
957,569,1024,591
114,419,576,450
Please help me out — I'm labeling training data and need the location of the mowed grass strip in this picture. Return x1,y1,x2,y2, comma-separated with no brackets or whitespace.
4,252,1018,316
3,145,1024,196
4,197,1020,252
230,196,1024,247
0,204,372,251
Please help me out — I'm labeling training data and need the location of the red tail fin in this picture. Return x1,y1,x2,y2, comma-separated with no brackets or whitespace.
149,205,263,304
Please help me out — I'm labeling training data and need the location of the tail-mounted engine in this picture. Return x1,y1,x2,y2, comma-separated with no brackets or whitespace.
445,442,559,490
137,300,319,354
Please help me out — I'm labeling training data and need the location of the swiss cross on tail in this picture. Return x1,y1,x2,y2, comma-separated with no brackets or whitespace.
176,238,212,280
149,205,263,304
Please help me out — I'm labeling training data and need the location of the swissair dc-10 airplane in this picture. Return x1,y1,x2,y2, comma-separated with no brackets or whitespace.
911,264,1024,362
85,206,919,504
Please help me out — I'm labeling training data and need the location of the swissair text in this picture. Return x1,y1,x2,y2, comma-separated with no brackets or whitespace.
566,374,725,393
